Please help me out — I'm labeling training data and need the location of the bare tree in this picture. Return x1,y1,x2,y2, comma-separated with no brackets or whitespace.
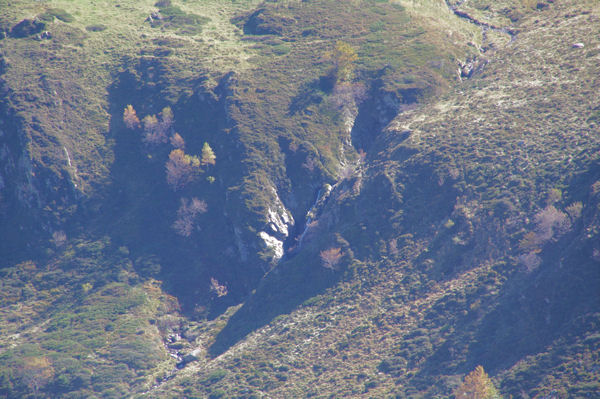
172,197,207,237
534,205,570,243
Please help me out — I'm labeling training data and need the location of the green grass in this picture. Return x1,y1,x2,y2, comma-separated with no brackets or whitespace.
0,239,179,397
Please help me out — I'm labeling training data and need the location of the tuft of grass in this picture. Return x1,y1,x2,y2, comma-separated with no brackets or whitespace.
151,5,210,36
39,7,75,23
85,24,106,32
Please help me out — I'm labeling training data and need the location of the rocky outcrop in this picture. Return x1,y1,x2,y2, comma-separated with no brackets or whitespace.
9,18,45,38
257,187,294,262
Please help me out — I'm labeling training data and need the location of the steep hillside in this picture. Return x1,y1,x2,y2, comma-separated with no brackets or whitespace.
0,0,485,307
150,0,600,397
0,0,599,398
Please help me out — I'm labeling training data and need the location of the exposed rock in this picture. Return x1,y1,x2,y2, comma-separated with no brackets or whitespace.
459,58,476,78
176,348,202,369
15,151,40,209
10,18,45,38
259,231,284,260
258,187,295,262
146,11,163,24
458,57,489,79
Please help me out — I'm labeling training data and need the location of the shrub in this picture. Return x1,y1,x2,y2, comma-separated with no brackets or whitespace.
565,201,583,221
201,369,227,386
320,247,342,271
209,277,228,297
39,8,75,23
534,205,570,243
18,356,54,396
454,365,501,399
546,188,562,204
86,24,107,32
327,41,358,83
46,8,74,23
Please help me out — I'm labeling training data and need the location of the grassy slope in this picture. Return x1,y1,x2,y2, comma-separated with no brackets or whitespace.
147,0,600,398
0,239,174,398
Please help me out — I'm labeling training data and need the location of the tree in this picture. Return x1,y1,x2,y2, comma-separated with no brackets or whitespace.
159,106,174,130
328,41,358,82
454,365,501,399
170,132,185,149
201,142,216,166
141,107,174,145
123,104,140,129
172,197,207,236
166,149,202,190
519,231,540,251
320,247,342,271
141,114,161,144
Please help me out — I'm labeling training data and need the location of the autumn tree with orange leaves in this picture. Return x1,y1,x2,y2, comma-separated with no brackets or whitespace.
320,247,342,271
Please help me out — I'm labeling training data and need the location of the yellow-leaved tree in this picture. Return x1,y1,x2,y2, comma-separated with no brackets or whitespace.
328,41,358,83
454,365,501,399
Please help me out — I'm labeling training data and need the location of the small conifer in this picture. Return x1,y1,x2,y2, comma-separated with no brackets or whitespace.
201,142,216,166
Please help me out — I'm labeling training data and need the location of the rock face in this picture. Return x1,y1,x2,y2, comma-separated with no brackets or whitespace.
258,187,294,262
